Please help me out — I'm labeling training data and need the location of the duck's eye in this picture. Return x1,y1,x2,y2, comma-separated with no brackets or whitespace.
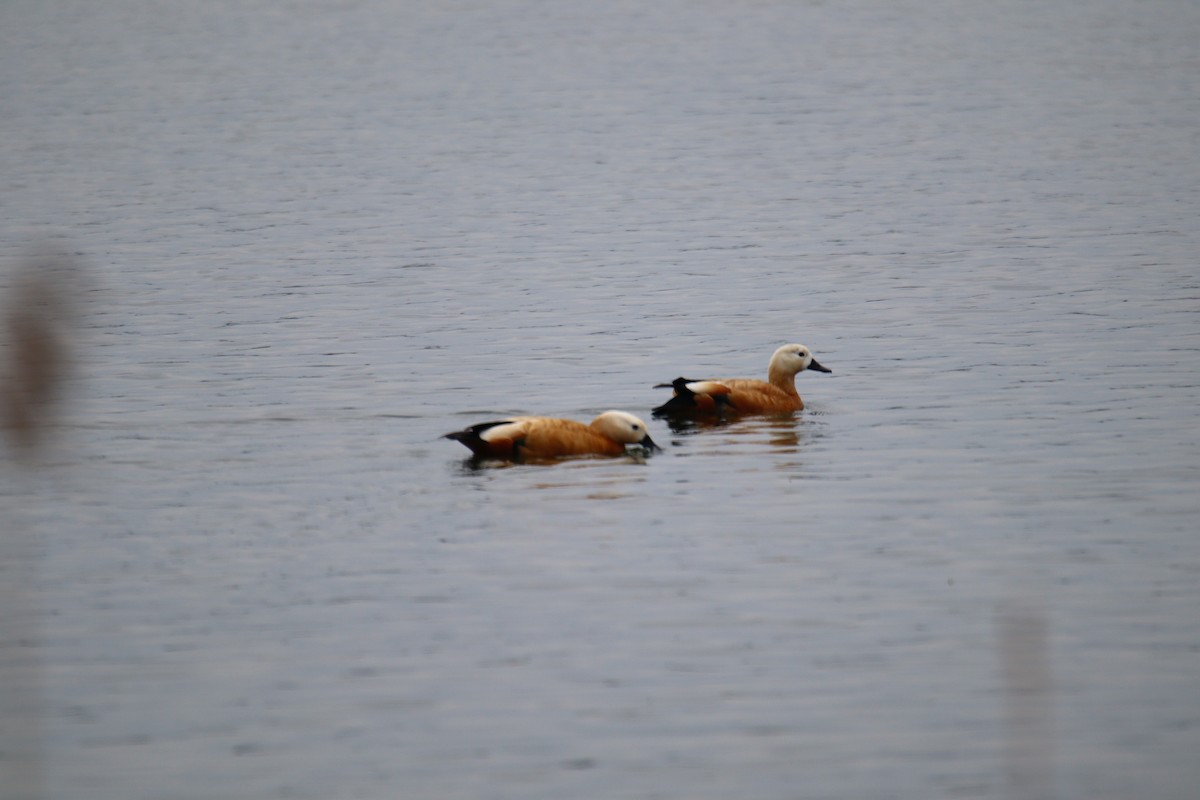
631,424,640,431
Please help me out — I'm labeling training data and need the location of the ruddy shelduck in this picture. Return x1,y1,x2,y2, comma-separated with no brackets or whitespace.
653,343,831,416
444,410,660,460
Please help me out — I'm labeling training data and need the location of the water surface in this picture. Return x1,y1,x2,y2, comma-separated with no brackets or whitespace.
2,1,1198,798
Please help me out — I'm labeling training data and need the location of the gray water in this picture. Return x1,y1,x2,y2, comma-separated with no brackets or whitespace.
2,1,1198,798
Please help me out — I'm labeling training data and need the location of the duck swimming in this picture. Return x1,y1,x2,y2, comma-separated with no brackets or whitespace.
444,410,659,461
652,343,831,416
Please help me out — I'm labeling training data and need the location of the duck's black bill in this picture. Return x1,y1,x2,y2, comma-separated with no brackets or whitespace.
807,358,832,373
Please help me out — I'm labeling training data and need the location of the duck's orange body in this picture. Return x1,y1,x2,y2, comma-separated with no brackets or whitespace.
653,344,831,417
444,411,658,461
708,378,804,413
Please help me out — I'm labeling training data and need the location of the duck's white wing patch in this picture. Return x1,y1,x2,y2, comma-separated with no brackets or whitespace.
479,420,527,443
685,381,731,395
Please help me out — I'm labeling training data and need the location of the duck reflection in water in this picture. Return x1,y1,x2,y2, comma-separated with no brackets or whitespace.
661,412,810,457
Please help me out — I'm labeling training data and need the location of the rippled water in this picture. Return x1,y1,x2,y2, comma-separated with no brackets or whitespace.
2,1,1199,798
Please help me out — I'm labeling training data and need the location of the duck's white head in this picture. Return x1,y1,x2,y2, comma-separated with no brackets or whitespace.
592,411,660,450
770,343,832,376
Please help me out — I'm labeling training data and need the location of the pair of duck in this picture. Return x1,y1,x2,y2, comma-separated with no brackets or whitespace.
444,343,831,461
